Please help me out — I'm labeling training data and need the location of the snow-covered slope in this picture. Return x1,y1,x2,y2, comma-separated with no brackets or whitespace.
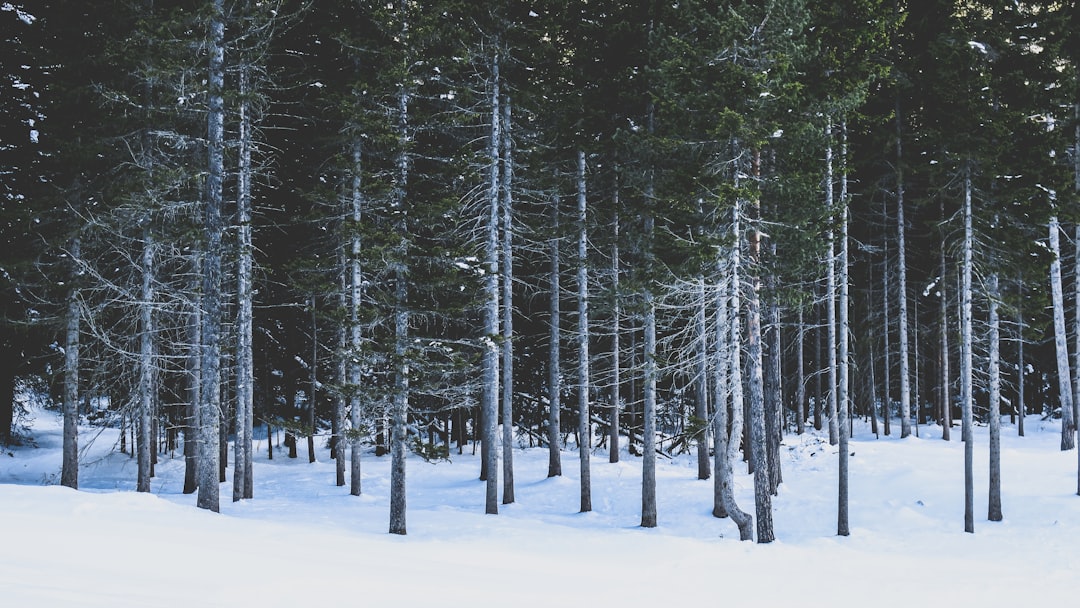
2,409,1077,606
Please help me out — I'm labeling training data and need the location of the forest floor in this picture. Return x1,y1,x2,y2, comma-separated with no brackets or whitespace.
2,406,1078,606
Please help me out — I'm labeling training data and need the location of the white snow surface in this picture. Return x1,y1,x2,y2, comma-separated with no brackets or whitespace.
3,409,1080,606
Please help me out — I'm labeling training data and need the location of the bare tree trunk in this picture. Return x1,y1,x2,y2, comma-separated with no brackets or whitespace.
988,273,1002,521
896,102,912,439
695,274,710,479
748,149,774,543
500,93,515,505
837,123,850,537
575,150,591,513
183,281,200,495
482,58,500,514
234,67,254,500
713,202,753,540
641,154,657,529
825,129,839,447
1050,215,1075,451
197,0,225,513
308,300,317,464
61,238,80,490
548,190,562,478
609,202,621,464
349,141,364,497
961,169,974,533
1017,297,1025,437
137,231,154,493
796,307,805,435
388,70,412,531
883,215,892,436
939,200,952,442
388,267,409,534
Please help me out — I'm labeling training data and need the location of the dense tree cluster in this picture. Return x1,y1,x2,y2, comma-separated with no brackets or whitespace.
2,0,1078,539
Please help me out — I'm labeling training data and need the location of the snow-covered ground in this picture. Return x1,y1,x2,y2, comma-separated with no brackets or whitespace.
3,407,1079,606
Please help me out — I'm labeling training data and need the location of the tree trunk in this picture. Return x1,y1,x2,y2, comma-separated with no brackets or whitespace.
197,0,225,513
713,203,753,541
389,266,409,535
481,58,500,514
388,65,412,532
137,231,154,493
748,150,774,544
695,274,710,479
837,123,851,537
1017,294,1025,437
939,199,952,441
349,141,363,497
896,101,912,439
609,202,621,464
548,190,562,478
575,149,591,513
988,273,1002,521
883,215,892,437
796,308,805,435
234,65,254,500
61,237,80,490
961,169,974,533
1050,215,1075,451
308,300,317,464
825,130,839,447
641,161,657,529
183,282,200,495
500,93,515,505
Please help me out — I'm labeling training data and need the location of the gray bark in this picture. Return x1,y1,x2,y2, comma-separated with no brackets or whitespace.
748,150,774,544
500,94,515,505
939,201,952,442
796,308,805,435
576,150,591,513
61,237,80,490
962,170,974,533
988,273,1002,521
197,0,225,513
896,106,912,439
547,191,562,478
349,141,364,496
825,132,839,446
695,275,710,480
1050,215,1075,451
389,72,411,532
234,66,254,501
389,269,409,534
482,58,500,514
609,204,621,464
641,175,657,529
183,276,200,495
713,204,753,540
137,231,154,493
1017,301,1025,437
838,123,850,536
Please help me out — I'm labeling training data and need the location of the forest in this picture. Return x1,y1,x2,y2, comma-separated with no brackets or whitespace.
1,0,1079,542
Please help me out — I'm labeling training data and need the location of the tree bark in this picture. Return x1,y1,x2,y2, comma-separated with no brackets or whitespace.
609,201,621,464
575,149,591,513
825,130,839,447
389,266,409,534
500,93,515,505
547,190,562,478
988,272,1002,521
349,141,363,497
61,237,80,490
137,231,154,493
641,163,657,529
896,100,912,439
747,150,774,543
1050,215,1075,451
481,58,500,514
961,169,974,533
235,65,254,500
837,123,851,537
939,200,952,441
197,0,225,513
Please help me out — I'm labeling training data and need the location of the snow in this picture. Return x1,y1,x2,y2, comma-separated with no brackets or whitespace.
4,408,1080,606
